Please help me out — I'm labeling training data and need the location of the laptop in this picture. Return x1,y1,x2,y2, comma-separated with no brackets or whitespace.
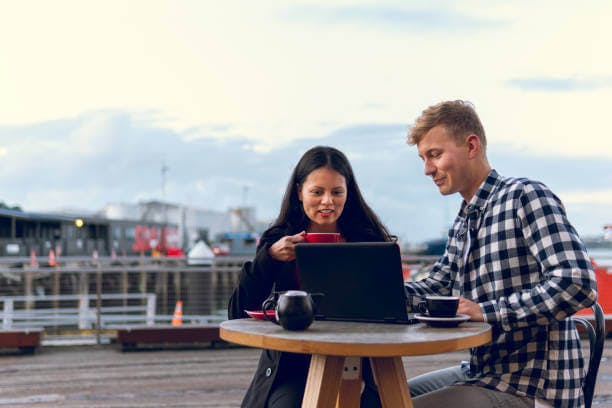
294,242,417,324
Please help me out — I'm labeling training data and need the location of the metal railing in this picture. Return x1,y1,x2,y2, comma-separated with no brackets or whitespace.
1,293,157,330
0,254,438,343
0,256,249,342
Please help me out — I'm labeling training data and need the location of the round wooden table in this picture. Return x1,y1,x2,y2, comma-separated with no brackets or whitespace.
221,319,491,408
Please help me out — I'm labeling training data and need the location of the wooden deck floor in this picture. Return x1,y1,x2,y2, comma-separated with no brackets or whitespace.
0,340,611,407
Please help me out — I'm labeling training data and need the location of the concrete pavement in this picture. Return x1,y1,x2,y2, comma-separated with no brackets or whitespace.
0,340,610,407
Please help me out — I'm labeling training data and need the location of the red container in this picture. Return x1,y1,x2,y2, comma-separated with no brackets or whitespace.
576,259,611,316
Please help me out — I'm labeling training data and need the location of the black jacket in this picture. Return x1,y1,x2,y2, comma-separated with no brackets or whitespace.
228,225,386,407
228,226,308,407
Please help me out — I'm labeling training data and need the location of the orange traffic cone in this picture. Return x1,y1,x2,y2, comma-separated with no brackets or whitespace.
48,249,57,267
171,300,183,326
30,249,38,267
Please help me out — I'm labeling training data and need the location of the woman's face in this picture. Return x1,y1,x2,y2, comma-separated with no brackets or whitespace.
298,167,347,233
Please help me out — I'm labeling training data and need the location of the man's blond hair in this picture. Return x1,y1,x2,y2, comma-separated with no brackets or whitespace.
407,100,486,148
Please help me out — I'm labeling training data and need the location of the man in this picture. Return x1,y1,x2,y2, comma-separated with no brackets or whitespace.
404,100,597,407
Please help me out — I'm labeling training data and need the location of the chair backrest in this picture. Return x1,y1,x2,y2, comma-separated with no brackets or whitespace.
572,302,605,408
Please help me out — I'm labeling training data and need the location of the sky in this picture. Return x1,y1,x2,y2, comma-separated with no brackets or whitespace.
1,1,611,245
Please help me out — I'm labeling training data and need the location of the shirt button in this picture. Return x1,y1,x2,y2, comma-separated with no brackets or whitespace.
265,367,272,377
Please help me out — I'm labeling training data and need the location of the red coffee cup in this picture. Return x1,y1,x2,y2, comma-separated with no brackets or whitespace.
304,233,341,243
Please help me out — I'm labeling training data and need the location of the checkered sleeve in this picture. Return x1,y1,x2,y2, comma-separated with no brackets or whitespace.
480,180,597,332
404,241,456,310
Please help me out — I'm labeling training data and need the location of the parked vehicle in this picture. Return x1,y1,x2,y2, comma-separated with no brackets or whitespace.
210,231,259,257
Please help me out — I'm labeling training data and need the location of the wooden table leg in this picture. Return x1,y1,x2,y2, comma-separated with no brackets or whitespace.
302,355,345,408
370,356,413,408
336,357,362,408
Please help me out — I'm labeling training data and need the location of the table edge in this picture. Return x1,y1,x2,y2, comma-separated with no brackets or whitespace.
220,320,491,357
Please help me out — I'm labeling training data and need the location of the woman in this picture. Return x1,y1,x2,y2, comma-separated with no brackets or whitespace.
228,146,393,407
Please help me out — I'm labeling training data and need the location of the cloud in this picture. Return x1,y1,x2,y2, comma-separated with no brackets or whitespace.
505,76,612,92
2,111,610,243
282,5,505,32
559,189,612,205
2,2,611,160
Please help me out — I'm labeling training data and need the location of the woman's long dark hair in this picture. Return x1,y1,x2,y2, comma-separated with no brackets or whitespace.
269,146,392,242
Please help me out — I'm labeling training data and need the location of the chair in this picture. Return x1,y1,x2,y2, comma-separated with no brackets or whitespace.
572,302,605,408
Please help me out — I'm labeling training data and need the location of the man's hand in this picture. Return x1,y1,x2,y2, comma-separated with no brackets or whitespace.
268,232,306,262
458,297,484,322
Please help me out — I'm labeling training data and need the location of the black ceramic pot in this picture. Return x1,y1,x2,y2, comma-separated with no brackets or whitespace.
268,290,315,331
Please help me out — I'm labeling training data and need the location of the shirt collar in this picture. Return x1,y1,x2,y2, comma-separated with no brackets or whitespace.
459,169,502,218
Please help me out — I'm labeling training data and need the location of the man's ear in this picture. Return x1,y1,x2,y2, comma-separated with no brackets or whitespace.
465,134,482,158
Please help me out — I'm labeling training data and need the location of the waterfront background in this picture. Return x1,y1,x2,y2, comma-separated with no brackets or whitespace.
1,1,612,246
1,2,611,406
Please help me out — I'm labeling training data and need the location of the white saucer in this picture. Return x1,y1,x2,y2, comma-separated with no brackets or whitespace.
415,313,470,327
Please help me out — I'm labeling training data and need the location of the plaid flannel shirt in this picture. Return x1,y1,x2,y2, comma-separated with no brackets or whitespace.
405,169,597,407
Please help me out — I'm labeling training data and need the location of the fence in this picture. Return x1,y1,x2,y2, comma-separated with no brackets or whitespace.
0,254,438,343
1,293,157,330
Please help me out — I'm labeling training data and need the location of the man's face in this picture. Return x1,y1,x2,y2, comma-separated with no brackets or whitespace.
417,125,472,199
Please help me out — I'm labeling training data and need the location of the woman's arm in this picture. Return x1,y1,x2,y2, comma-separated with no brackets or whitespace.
228,229,305,319
228,239,283,319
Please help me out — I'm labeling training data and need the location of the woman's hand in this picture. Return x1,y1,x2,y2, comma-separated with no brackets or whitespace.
457,297,484,322
268,232,306,262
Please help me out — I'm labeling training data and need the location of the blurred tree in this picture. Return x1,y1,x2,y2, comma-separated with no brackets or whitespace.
0,201,22,211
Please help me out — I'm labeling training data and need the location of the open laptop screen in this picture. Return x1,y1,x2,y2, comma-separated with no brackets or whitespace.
294,242,415,324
